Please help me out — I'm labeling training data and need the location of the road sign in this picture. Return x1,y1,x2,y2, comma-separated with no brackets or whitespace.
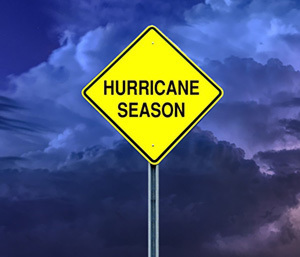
82,25,223,165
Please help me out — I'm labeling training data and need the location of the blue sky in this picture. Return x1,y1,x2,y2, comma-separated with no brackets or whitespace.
1,0,300,256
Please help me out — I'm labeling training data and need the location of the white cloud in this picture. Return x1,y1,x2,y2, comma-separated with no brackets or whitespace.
170,0,300,70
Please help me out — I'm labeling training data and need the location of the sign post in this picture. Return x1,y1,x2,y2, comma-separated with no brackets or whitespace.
82,25,223,257
148,164,159,257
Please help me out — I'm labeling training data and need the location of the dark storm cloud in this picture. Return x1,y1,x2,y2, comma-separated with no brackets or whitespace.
205,101,283,146
279,98,300,107
255,148,300,175
0,96,22,112
0,156,26,170
1,130,300,257
272,94,300,107
0,97,36,132
203,57,300,103
0,115,40,133
280,119,300,138
200,56,300,155
0,96,47,134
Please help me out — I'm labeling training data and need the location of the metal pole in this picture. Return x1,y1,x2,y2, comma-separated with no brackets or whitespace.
148,163,159,257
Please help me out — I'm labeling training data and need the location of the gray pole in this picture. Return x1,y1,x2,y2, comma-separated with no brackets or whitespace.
148,163,159,257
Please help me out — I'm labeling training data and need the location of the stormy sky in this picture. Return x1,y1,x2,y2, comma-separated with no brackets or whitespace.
1,0,300,256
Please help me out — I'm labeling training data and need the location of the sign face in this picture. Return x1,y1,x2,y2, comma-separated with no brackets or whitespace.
82,25,223,165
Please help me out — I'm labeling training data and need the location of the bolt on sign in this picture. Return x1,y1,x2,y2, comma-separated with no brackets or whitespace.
82,25,223,165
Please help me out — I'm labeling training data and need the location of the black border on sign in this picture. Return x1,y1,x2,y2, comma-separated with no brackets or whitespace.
83,26,223,164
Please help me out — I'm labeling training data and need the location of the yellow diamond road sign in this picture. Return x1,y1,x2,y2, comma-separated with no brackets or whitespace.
82,25,223,165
